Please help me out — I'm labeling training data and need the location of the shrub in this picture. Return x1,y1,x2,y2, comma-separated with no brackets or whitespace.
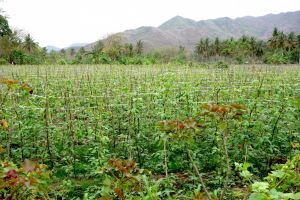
265,51,289,64
215,61,229,68
0,58,8,65
0,146,51,199
57,59,67,65
249,156,300,200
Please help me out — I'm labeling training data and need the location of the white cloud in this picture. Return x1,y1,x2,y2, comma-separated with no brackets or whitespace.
1,0,299,48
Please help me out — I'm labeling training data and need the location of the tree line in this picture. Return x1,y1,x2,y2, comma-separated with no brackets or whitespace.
194,28,300,64
1,13,300,65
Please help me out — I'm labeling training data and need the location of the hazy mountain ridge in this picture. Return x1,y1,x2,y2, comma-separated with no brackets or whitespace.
45,45,61,52
45,43,87,52
120,11,300,51
47,11,300,52
67,43,88,49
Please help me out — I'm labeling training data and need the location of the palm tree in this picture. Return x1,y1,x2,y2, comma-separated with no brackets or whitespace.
23,34,36,53
272,27,279,37
222,39,236,57
136,40,144,55
214,37,221,56
240,35,249,43
286,32,296,51
195,39,205,57
204,38,210,58
124,43,134,57
269,27,279,49
254,40,264,57
249,37,257,57
277,32,286,49
70,48,75,57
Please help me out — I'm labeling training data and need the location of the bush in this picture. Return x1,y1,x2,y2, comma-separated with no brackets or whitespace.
249,156,300,200
0,58,8,65
289,50,300,64
57,59,67,65
215,61,229,68
23,54,40,65
234,56,244,64
10,50,25,64
265,51,289,64
119,56,129,65
99,54,112,64
0,146,51,199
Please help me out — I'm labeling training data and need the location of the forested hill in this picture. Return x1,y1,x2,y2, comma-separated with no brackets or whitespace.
115,11,300,51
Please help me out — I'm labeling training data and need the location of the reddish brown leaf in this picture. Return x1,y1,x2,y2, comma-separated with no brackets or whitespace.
114,188,124,200
230,103,245,110
5,79,19,86
0,119,8,129
21,83,33,94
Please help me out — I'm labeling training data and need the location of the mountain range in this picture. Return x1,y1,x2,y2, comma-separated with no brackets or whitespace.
45,43,88,52
46,11,300,52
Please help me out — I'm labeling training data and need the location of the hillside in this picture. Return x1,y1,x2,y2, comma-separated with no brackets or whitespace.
117,11,300,52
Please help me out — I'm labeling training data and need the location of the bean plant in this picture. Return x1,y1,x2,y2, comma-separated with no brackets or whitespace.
0,64,299,199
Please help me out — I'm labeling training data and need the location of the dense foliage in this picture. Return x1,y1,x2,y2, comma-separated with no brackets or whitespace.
194,28,300,64
0,65,299,199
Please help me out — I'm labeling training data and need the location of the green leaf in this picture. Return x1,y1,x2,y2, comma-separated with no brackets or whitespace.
268,188,283,199
249,192,268,200
240,170,253,180
242,162,251,170
284,193,298,200
271,170,285,178
251,182,269,193
293,192,300,200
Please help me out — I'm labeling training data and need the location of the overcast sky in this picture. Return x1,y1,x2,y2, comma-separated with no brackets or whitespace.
1,0,299,48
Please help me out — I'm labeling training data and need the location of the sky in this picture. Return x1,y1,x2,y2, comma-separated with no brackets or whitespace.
1,0,299,48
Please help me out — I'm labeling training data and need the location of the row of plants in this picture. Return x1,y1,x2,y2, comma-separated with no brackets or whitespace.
0,65,299,199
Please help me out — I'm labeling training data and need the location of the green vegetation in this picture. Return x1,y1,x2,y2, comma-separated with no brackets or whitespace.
194,29,300,64
1,64,299,199
1,12,299,66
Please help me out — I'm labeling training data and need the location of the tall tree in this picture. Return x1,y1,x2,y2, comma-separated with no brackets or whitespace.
249,37,257,57
286,32,296,51
103,34,123,60
92,40,104,54
195,39,205,57
124,43,134,57
136,40,144,55
78,47,85,55
0,15,12,37
272,27,279,37
214,37,221,56
60,48,66,55
204,38,210,58
277,32,286,49
254,40,264,57
69,48,75,56
23,34,37,53
269,27,280,49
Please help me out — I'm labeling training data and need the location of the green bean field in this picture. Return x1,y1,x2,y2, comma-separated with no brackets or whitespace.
0,64,299,199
